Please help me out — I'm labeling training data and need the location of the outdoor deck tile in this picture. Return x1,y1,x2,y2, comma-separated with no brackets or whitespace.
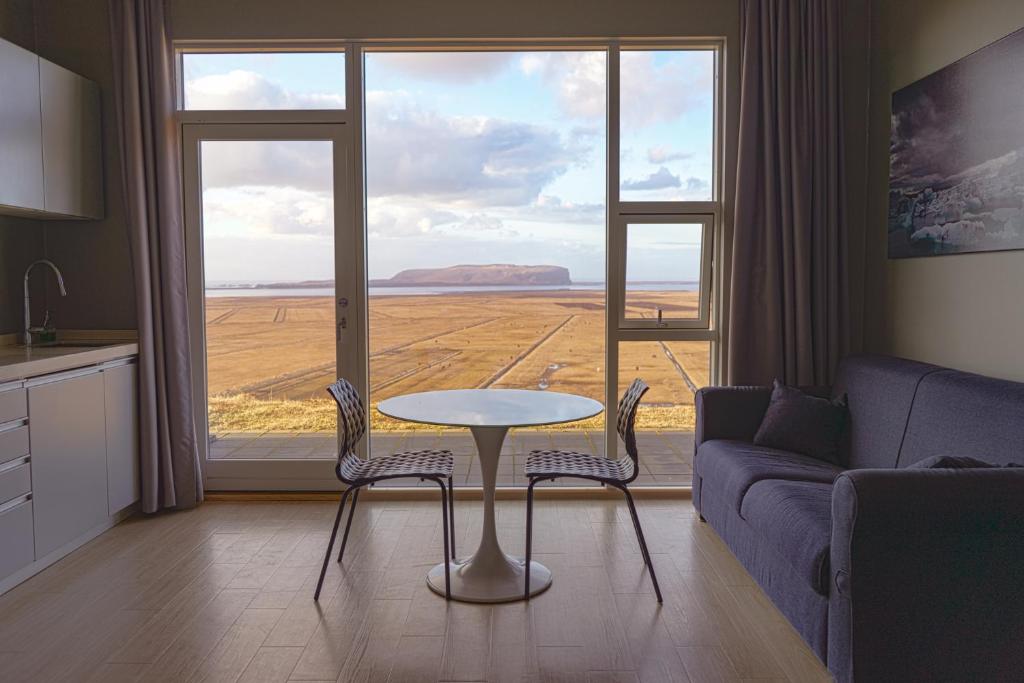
209,429,694,486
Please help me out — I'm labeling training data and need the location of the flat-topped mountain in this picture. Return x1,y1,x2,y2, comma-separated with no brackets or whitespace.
371,264,572,287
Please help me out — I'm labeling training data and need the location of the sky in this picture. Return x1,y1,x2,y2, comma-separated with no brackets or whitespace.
186,50,714,285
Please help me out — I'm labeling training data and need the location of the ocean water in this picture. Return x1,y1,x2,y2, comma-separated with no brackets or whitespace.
205,283,698,298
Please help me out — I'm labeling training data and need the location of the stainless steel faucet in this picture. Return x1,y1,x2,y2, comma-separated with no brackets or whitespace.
23,259,67,347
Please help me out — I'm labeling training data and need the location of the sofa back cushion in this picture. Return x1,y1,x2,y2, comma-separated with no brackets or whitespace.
898,369,1024,468
832,354,940,469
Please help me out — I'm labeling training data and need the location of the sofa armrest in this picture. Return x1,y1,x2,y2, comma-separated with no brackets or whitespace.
829,468,1024,683
694,385,772,448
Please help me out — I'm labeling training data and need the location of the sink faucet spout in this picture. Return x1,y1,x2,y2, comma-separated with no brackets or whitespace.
23,259,68,347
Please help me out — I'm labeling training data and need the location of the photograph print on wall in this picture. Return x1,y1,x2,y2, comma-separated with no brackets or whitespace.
888,26,1024,258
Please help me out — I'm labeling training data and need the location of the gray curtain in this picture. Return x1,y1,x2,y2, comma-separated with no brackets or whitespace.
109,0,202,511
727,0,848,386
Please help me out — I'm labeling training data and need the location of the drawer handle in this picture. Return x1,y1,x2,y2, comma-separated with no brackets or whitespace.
0,455,30,474
0,493,31,515
0,418,28,433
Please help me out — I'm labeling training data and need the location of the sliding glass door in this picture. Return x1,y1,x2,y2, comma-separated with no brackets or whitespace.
183,123,355,489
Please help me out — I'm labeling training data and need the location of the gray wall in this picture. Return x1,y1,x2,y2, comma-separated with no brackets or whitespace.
865,0,1024,381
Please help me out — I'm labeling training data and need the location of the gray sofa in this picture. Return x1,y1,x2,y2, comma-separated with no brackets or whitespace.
693,354,1024,682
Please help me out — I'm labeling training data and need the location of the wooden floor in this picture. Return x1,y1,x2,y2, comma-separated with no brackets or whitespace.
0,499,831,683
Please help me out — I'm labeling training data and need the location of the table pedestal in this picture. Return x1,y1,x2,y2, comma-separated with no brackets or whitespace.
426,426,552,602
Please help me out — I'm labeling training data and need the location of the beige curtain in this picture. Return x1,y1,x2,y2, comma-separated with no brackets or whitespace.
728,0,849,386
109,0,202,511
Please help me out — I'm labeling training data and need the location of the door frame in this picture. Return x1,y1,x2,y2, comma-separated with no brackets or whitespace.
182,122,356,490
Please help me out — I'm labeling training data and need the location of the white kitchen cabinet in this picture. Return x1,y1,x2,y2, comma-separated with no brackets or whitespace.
103,362,139,514
28,368,109,559
0,37,102,220
39,58,103,219
0,38,44,213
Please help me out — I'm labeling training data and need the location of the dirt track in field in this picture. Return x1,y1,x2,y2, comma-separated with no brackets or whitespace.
204,290,710,423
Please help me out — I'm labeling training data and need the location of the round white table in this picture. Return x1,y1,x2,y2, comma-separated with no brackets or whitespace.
377,388,604,603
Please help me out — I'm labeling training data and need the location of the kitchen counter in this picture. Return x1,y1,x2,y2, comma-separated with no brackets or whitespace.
0,341,138,384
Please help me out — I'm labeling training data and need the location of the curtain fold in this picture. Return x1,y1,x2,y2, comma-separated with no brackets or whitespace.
109,0,202,511
727,0,848,386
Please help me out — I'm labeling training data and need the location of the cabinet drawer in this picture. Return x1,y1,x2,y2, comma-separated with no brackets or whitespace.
0,460,31,505
0,388,27,423
0,425,30,465
0,498,34,581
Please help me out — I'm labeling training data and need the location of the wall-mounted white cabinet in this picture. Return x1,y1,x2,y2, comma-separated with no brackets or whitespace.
0,37,103,220
40,59,103,219
0,39,44,212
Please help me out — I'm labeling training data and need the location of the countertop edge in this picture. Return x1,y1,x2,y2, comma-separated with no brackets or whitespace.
0,343,140,385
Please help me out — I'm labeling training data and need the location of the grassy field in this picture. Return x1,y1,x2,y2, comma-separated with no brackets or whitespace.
205,290,709,433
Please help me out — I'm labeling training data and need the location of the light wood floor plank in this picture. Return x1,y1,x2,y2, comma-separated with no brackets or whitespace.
238,646,303,683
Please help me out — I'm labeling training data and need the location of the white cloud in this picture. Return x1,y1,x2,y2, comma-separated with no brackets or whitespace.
366,201,459,238
459,214,505,232
184,70,344,110
201,139,334,193
647,146,692,164
202,186,333,238
370,52,515,83
521,194,604,224
684,177,710,195
520,52,606,120
622,166,681,191
620,51,714,129
365,90,588,207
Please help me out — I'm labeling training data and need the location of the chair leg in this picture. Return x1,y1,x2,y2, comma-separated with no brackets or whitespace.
622,487,663,603
315,486,352,601
433,478,451,599
447,475,456,560
337,487,360,563
524,478,538,600
622,489,651,571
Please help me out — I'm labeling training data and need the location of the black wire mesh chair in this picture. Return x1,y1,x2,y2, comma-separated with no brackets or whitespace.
314,378,456,600
523,378,662,602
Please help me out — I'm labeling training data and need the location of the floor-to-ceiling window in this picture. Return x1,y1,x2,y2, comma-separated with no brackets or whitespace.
364,50,608,487
177,41,720,490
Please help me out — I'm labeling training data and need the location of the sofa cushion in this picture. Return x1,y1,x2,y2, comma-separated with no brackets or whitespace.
695,439,843,514
898,369,1024,468
832,354,941,469
740,479,833,595
754,380,849,465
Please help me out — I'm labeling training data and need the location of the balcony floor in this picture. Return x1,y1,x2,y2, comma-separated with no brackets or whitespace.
209,429,695,486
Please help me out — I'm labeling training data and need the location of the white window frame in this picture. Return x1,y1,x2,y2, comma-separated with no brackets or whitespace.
614,213,715,330
605,42,722,459
175,38,724,488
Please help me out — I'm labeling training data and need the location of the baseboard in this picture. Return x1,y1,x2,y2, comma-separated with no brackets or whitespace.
205,486,692,502
0,503,137,597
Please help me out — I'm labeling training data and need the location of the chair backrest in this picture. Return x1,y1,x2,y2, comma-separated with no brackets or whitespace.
617,378,649,464
326,378,366,460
